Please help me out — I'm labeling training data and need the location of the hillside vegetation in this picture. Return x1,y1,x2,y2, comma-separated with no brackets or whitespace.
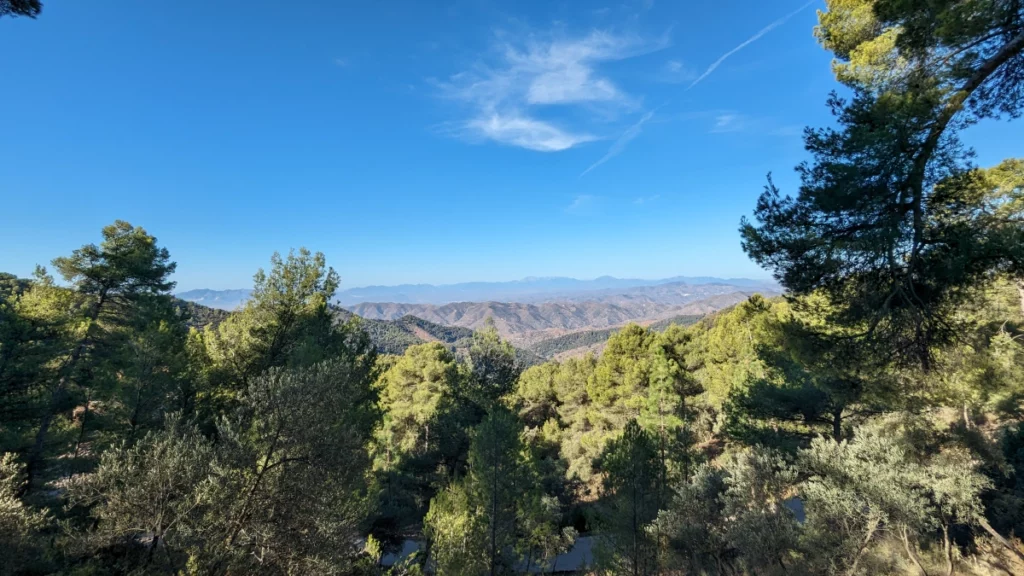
528,314,704,359
332,309,476,356
528,327,618,358
172,299,231,330
647,313,704,332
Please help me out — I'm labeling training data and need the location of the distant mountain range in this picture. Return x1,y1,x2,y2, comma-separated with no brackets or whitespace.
176,275,778,310
173,289,253,311
333,275,777,305
348,288,770,345
176,276,779,345
177,278,778,360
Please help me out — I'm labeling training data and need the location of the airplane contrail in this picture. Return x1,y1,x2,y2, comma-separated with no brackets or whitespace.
687,0,817,90
580,111,656,177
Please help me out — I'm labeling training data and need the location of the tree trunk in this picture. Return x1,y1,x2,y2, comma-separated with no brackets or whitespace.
943,523,954,576
846,519,880,576
1017,280,1024,319
902,525,931,576
226,423,284,547
977,516,1024,563
632,472,640,576
146,534,160,567
680,393,691,482
490,430,498,576
23,291,107,492
832,409,843,442
24,338,87,492
72,387,92,462
128,379,144,439
658,405,669,517
907,29,1024,252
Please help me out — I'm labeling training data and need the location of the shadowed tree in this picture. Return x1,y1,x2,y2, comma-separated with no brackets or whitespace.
0,453,48,574
656,464,734,574
191,248,364,423
25,221,176,490
370,342,464,538
66,417,216,573
0,269,72,454
424,407,561,575
198,357,378,574
728,296,902,444
742,0,1024,368
720,447,799,576
595,420,664,576
466,319,521,410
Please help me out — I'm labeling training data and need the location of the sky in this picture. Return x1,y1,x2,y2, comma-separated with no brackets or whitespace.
2,1,1021,292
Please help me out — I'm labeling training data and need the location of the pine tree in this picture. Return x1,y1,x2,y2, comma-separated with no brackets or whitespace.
424,407,561,575
192,248,365,421
595,420,664,576
742,1,1024,368
25,221,176,490
466,320,521,410
371,342,464,537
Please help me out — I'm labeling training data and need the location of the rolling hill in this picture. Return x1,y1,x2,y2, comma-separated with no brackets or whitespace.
348,289,772,345
172,299,231,329
347,300,653,343
176,279,778,348
332,309,477,355
178,300,543,365
527,313,705,360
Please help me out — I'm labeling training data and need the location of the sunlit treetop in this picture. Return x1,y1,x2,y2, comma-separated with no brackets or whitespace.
816,0,1024,118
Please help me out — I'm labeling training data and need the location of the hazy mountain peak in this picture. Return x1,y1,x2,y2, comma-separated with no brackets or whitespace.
177,275,779,310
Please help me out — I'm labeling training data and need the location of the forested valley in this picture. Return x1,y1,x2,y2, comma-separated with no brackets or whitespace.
4,0,1024,574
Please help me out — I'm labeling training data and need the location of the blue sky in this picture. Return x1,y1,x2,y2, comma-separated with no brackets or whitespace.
2,1,1020,291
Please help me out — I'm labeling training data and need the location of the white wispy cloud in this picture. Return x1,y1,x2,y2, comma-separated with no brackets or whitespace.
704,111,806,135
580,110,655,176
469,112,595,152
633,194,660,204
655,59,697,84
566,194,596,213
687,0,815,90
437,29,668,151
710,113,745,133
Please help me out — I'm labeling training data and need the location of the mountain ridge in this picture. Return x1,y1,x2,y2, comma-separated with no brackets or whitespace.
177,275,779,309
347,289,771,345
333,275,777,305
